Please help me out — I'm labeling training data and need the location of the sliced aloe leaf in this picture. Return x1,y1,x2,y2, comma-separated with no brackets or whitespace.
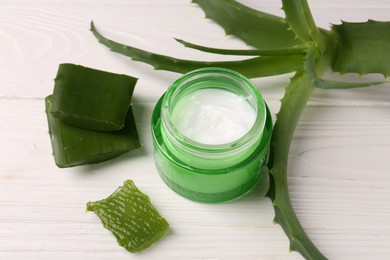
91,22,304,78
45,95,141,168
50,63,138,132
332,20,390,78
193,0,302,49
86,180,169,253
175,38,307,56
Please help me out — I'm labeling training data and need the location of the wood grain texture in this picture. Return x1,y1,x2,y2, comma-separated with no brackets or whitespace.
0,1,389,259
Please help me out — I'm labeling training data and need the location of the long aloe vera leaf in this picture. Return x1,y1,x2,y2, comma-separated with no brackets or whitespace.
86,180,169,253
50,63,138,132
91,22,304,78
281,0,327,53
175,38,307,56
193,0,302,49
304,44,386,89
267,72,327,260
332,20,390,78
46,96,141,168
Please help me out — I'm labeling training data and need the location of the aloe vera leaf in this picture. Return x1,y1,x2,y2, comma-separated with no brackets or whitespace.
304,44,387,89
175,38,307,56
309,74,386,89
267,72,327,260
50,63,138,132
45,95,141,168
332,20,390,78
281,0,327,53
91,22,303,78
193,0,302,49
86,180,169,253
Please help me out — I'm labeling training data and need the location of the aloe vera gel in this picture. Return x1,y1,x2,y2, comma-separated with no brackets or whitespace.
152,68,272,203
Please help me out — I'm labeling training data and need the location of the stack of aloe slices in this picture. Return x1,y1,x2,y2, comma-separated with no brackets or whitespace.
45,63,141,168
45,64,168,253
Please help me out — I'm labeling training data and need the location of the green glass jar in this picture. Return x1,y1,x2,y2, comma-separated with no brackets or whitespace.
151,68,272,203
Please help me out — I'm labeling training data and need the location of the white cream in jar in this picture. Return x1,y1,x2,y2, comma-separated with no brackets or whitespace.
171,88,256,145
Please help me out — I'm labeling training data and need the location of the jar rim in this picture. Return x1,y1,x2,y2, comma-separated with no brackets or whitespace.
161,67,267,155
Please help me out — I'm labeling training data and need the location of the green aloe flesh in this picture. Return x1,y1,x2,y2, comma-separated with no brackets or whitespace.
86,180,169,253
91,0,390,259
50,63,138,132
46,96,140,168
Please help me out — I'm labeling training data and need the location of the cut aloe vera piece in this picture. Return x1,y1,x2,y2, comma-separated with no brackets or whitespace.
45,95,140,168
50,63,138,131
86,180,169,253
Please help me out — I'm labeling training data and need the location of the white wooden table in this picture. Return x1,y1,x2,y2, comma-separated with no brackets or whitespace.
1,1,389,259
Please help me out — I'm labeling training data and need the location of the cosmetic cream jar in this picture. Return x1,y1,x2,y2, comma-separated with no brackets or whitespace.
151,68,272,203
